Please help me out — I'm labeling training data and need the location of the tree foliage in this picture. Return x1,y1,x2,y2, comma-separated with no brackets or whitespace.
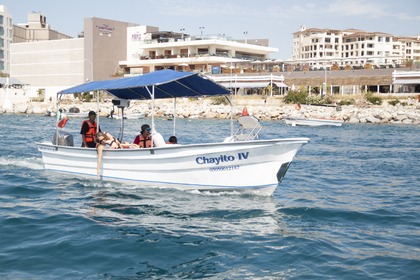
283,90,308,104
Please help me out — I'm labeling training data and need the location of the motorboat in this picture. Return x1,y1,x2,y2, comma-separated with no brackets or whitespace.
37,70,309,195
284,117,343,127
108,113,145,120
66,112,89,118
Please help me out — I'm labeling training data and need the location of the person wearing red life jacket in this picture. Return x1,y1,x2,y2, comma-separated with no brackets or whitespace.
133,124,154,148
80,111,101,148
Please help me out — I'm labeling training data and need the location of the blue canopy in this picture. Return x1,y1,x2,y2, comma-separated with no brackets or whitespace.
58,69,230,99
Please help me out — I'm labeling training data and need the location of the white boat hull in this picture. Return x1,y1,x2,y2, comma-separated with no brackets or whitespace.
66,112,89,118
284,117,343,127
109,113,145,120
38,138,309,195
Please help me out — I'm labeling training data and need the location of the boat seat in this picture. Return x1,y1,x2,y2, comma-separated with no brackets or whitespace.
233,116,262,141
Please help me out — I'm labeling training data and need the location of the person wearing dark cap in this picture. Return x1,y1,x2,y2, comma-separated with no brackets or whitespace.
166,135,177,144
133,124,154,148
80,111,101,148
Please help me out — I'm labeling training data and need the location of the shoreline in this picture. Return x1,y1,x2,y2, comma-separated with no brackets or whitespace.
2,97,420,125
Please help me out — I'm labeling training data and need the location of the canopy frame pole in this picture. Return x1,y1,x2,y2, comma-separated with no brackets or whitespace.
96,90,100,133
151,86,155,147
225,94,233,138
144,85,155,148
119,106,125,142
152,86,155,133
55,93,62,146
173,98,177,136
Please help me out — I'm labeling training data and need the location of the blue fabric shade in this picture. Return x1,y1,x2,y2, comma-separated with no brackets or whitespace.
59,70,230,99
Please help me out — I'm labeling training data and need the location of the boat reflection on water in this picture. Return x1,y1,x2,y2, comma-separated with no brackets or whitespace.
84,182,281,237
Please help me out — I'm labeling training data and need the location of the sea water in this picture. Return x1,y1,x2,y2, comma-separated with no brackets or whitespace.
0,114,419,279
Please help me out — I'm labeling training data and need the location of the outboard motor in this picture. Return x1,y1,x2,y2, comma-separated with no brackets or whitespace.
52,131,74,146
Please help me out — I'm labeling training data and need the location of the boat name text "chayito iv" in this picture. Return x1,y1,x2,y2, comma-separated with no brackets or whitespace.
196,152,249,165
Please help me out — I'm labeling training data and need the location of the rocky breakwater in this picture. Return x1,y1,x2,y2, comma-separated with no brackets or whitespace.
278,103,420,125
2,98,420,125
149,99,420,125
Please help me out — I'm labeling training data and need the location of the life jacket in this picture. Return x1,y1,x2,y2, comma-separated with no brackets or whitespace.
138,135,152,148
82,120,97,143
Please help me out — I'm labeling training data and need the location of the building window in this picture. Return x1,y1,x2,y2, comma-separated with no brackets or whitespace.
197,48,208,55
180,49,188,57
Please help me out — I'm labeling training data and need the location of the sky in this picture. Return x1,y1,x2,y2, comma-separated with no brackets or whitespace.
2,0,420,59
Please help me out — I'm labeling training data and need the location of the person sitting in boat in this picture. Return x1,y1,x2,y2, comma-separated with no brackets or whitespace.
120,141,140,149
95,132,122,149
80,111,101,148
95,131,119,177
166,135,177,144
133,124,154,148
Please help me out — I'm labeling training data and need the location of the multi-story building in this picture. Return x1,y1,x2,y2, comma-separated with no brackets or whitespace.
119,25,278,75
12,12,72,43
0,5,13,74
292,26,420,70
396,35,420,61
11,16,134,100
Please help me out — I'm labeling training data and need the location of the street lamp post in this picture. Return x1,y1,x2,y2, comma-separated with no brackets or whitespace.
244,31,248,44
199,26,205,40
323,63,328,96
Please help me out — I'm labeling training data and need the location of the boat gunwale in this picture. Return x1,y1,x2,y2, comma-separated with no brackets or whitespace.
37,137,310,152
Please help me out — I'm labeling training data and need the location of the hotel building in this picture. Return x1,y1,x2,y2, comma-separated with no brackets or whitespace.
119,25,278,75
292,26,420,70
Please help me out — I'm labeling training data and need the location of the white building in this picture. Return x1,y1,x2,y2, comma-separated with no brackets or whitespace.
11,38,84,100
0,5,13,74
120,25,278,75
292,26,420,70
